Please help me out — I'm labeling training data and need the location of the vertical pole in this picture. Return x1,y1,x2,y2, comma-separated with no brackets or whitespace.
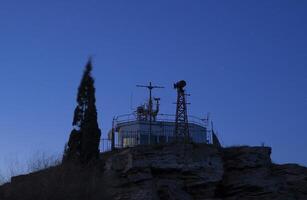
111,117,115,151
136,82,164,145
149,82,152,145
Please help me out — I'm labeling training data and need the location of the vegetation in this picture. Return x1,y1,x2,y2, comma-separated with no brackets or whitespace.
0,160,108,200
0,152,61,186
63,59,101,164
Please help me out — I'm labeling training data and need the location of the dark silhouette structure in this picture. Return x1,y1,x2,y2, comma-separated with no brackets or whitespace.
174,80,190,142
63,59,101,164
136,82,164,144
211,122,222,148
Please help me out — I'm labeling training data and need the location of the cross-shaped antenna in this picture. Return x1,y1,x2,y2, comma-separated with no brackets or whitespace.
136,82,164,145
136,82,164,110
137,82,164,91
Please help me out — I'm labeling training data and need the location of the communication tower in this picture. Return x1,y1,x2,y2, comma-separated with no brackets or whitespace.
174,80,190,142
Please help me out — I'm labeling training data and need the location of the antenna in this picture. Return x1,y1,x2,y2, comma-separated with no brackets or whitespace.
174,80,190,143
136,82,164,144
130,92,134,111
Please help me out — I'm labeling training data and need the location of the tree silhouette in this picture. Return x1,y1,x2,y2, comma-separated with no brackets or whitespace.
63,59,101,164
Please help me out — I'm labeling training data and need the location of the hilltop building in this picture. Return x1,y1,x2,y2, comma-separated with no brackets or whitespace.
108,81,213,149
113,111,208,148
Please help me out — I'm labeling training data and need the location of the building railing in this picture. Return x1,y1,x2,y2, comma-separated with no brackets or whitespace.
114,113,208,128
100,138,111,152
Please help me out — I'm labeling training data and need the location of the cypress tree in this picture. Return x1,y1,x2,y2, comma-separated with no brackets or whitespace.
63,59,101,163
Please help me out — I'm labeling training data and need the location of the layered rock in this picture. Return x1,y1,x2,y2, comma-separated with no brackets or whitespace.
218,146,307,200
104,144,223,200
0,144,306,200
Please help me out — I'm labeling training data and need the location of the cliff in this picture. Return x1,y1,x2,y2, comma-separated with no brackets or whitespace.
0,144,306,200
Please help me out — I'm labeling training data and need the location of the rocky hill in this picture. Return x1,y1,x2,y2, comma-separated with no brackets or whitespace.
0,144,306,200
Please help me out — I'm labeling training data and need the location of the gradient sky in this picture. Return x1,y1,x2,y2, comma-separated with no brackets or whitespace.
0,0,306,176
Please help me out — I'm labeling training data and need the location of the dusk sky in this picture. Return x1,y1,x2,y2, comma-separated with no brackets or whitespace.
0,1,306,176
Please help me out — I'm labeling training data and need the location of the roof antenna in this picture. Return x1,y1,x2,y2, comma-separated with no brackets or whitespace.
174,80,190,143
136,82,164,144
130,92,134,111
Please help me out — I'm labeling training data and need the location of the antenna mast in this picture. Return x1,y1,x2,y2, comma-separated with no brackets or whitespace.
174,80,190,143
136,82,164,144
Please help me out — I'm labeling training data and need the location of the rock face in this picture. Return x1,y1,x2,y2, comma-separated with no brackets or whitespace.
0,144,307,200
218,147,307,199
104,144,224,200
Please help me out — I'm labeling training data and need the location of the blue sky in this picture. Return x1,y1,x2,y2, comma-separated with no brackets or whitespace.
0,0,306,176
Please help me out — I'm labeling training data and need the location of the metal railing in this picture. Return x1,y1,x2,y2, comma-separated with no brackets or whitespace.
100,138,111,152
114,113,208,128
